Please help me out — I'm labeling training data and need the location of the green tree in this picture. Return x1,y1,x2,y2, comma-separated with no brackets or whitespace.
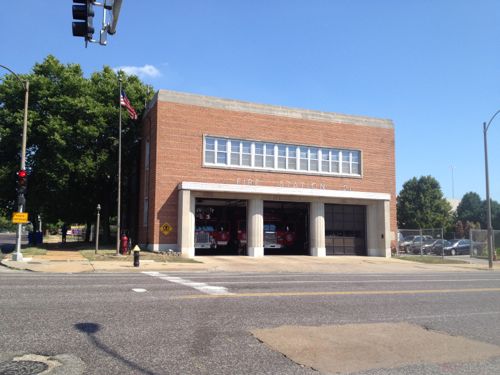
0,55,153,241
456,192,482,226
397,176,452,229
455,220,464,239
485,199,500,230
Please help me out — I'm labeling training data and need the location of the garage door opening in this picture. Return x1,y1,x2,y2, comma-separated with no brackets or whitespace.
325,204,366,255
195,198,247,256
263,201,309,255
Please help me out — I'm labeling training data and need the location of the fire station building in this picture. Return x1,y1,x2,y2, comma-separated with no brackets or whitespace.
139,90,396,258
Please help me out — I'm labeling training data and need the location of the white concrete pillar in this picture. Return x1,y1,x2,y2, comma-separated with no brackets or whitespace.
366,200,391,257
178,189,195,258
309,202,326,256
247,199,264,257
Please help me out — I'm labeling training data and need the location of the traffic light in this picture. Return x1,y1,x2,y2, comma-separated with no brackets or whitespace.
17,169,27,195
72,0,95,42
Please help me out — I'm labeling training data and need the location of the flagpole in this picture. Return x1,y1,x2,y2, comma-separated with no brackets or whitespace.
116,76,122,256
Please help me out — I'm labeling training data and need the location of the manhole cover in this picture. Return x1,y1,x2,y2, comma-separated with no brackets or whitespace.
0,360,48,375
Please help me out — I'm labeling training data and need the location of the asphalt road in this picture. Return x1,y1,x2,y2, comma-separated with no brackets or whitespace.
1,270,500,374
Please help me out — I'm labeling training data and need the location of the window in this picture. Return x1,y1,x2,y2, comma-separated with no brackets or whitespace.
331,150,340,173
321,150,330,172
203,136,361,177
216,139,227,164
242,141,251,166
205,137,215,164
277,145,286,169
299,147,308,171
351,151,360,175
254,143,264,167
230,141,240,166
310,148,319,172
341,152,350,174
265,143,275,168
288,146,297,170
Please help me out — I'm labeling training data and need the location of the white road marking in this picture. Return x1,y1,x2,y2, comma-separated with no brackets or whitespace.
142,272,233,295
132,288,147,293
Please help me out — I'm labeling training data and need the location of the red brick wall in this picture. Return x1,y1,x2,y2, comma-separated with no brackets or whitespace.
139,100,396,246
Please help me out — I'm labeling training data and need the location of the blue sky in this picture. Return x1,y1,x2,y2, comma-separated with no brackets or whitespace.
2,1,500,201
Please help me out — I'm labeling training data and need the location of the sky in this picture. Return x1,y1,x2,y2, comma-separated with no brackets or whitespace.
1,1,500,202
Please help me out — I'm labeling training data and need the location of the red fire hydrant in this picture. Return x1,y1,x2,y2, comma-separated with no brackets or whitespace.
120,233,129,255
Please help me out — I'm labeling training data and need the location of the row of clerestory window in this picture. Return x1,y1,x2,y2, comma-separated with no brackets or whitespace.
204,136,361,176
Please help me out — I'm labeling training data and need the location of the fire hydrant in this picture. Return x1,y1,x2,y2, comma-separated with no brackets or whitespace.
120,233,129,255
133,245,140,267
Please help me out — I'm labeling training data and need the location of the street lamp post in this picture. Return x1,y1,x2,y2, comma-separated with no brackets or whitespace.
0,64,29,262
483,110,500,269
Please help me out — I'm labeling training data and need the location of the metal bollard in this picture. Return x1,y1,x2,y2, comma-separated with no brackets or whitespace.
132,245,140,267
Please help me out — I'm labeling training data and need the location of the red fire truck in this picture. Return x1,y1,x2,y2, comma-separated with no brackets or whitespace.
235,219,296,249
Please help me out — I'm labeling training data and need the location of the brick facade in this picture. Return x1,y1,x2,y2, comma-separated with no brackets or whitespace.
138,91,396,251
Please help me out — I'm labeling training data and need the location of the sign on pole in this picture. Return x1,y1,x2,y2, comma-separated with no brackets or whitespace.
12,212,29,224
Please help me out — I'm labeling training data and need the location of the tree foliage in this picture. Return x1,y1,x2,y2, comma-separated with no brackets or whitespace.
456,192,482,225
456,191,500,230
0,55,153,238
397,176,452,229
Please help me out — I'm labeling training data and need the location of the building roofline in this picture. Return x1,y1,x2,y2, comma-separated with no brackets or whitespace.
145,89,393,129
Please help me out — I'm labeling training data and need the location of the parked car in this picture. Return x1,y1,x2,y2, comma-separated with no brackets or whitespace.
443,239,471,256
400,235,434,254
425,239,452,255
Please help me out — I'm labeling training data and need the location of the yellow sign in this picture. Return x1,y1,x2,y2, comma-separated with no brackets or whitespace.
12,212,29,224
160,222,173,236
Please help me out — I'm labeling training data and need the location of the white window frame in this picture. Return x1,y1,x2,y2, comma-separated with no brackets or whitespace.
203,135,362,177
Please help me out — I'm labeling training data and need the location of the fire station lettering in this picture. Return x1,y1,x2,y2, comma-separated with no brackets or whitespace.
236,178,326,190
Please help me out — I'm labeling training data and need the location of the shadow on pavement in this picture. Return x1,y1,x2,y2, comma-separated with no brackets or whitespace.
74,322,159,375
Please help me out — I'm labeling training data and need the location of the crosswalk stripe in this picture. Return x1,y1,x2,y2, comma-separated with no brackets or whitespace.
142,271,232,295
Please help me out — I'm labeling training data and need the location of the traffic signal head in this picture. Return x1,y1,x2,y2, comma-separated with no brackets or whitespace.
17,169,27,195
72,0,95,41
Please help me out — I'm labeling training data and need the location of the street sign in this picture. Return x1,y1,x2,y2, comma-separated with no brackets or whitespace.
160,222,173,236
12,212,29,224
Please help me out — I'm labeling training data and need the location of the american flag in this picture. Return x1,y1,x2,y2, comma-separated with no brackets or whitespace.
120,90,138,120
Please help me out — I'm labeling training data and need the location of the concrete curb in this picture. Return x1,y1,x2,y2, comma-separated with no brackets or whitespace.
1,255,498,274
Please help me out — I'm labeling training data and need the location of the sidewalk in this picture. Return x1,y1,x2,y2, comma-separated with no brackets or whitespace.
1,251,498,273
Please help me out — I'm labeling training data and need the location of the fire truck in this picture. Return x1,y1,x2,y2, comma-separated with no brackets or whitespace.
194,224,217,249
235,219,296,249
195,207,298,251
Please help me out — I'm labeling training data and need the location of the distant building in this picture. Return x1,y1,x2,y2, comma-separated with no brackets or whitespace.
138,90,396,258
448,198,460,212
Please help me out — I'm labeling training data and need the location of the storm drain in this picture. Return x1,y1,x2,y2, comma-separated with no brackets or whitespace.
0,354,85,375
0,360,48,375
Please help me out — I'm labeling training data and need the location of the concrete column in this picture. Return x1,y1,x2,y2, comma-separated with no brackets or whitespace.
178,189,195,258
309,202,326,256
247,199,264,257
366,200,391,257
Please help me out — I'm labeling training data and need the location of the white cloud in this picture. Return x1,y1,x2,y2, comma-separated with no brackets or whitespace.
113,64,161,79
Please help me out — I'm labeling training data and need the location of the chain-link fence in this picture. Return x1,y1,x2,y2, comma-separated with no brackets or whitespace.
397,228,446,256
397,228,500,258
470,229,500,259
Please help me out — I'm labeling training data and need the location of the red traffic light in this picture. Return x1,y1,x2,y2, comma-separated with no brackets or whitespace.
17,170,27,178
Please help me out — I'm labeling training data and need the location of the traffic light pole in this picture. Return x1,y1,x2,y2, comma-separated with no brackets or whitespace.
0,64,29,262
14,80,29,261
